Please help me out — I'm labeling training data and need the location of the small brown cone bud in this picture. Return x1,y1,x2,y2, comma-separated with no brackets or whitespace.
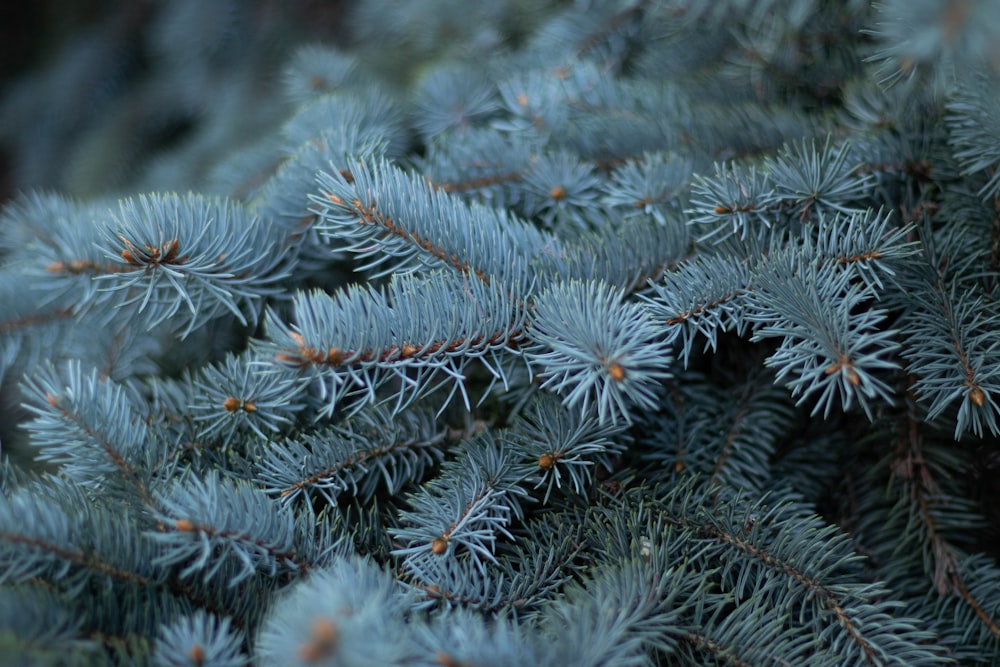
970,387,986,407
175,519,196,532
607,361,626,382
431,537,448,555
299,618,339,663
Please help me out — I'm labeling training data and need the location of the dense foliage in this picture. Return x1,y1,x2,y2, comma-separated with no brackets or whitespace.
2,1,1000,664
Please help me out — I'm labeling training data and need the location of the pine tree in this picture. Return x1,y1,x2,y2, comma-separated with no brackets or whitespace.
2,0,1000,664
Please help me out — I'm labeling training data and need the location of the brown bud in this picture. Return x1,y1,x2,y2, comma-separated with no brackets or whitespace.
431,537,448,555
549,185,567,200
607,361,626,382
970,387,986,407
311,618,339,645
538,453,555,470
223,397,241,412
299,618,339,663
175,519,196,532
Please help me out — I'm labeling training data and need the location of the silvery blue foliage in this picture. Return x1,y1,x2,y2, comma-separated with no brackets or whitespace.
1,0,999,664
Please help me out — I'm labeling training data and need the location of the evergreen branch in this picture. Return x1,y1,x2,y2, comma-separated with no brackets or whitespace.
281,45,358,103
93,193,290,338
43,258,122,276
186,352,307,450
928,553,1000,662
636,375,724,480
415,125,540,209
402,564,509,611
949,557,1000,640
647,209,914,369
148,472,302,586
643,252,753,366
411,62,502,141
553,216,689,295
706,372,795,495
690,137,878,244
990,193,1000,292
257,405,449,505
255,556,415,666
0,289,76,380
764,137,874,222
411,609,541,665
311,158,556,284
391,431,531,578
897,274,1000,437
806,209,918,290
603,151,694,225
541,553,703,665
882,400,1000,643
262,271,528,415
20,362,156,495
675,591,833,667
889,407,963,596
280,87,409,159
400,522,576,615
525,280,673,424
950,562,1000,643
677,631,754,667
153,610,247,667
946,72,1000,200
252,133,386,272
512,395,628,503
0,482,163,595
689,161,777,244
747,257,900,419
519,149,605,230
643,484,945,666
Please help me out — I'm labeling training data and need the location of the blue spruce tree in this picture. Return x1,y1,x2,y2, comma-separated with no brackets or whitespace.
1,0,999,664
